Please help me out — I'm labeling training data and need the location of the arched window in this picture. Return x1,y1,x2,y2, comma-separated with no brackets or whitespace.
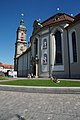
72,32,77,62
55,31,62,64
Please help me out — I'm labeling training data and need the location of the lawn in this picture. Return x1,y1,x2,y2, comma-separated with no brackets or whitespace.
0,79,80,87
0,77,7,80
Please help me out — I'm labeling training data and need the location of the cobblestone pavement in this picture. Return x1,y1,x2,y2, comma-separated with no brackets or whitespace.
0,91,80,120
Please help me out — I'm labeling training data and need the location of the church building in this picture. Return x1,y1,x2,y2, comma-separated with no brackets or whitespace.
14,13,80,78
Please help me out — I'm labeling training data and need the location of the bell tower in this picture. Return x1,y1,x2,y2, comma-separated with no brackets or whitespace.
14,17,27,71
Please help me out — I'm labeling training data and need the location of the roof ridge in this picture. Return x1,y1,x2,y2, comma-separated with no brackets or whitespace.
41,13,74,24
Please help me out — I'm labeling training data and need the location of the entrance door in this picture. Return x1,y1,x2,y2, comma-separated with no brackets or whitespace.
33,65,36,75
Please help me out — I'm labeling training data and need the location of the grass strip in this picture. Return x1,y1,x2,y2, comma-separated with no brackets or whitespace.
0,80,80,87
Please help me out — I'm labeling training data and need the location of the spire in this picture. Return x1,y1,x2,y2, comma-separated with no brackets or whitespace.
21,13,24,20
20,20,24,25
19,13,26,31
20,13,24,25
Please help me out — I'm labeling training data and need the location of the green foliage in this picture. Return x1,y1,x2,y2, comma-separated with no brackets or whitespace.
0,80,80,87
0,77,7,80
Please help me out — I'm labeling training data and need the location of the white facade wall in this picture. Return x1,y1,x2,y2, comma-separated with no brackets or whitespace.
0,67,3,72
0,66,14,73
18,49,31,77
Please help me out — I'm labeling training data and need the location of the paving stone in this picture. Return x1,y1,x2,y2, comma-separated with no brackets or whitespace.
0,91,80,120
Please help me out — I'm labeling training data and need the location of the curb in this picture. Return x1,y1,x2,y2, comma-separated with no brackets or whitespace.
0,85,80,94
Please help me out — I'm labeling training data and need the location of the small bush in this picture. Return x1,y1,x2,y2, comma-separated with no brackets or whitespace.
0,72,5,77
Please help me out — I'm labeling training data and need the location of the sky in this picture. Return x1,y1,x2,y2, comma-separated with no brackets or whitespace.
0,0,80,65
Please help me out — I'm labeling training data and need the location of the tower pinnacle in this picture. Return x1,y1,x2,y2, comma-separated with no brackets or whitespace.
21,13,24,20
57,7,60,13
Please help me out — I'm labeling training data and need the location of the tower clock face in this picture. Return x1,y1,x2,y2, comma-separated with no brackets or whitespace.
18,31,25,41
